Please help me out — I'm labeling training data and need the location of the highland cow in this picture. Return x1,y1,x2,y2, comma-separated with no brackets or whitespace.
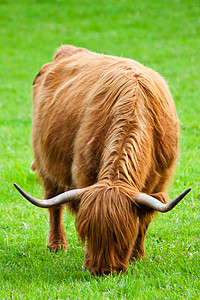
14,45,190,275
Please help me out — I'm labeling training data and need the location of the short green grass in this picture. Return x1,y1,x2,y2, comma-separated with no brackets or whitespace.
0,0,199,299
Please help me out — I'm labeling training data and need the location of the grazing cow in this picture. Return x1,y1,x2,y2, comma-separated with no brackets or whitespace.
14,45,190,275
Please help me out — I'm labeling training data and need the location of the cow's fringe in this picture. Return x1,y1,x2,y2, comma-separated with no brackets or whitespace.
75,181,137,273
75,180,168,274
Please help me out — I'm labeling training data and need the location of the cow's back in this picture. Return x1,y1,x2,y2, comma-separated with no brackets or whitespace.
32,46,178,193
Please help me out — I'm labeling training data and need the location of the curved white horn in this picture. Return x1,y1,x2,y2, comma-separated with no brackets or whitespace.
133,188,191,212
14,183,83,208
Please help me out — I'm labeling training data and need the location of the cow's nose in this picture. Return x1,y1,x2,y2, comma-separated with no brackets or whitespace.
91,267,124,276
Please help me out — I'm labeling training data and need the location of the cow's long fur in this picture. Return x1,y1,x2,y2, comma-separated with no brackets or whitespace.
32,45,179,274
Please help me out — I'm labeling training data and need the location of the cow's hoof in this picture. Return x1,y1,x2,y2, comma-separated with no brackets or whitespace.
129,249,145,262
47,243,68,253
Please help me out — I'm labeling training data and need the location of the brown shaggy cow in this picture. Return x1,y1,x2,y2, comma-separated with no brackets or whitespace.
14,45,190,275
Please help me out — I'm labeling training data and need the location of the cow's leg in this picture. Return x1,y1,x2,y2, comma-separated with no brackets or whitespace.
43,179,68,252
48,206,68,252
130,226,148,261
130,213,153,261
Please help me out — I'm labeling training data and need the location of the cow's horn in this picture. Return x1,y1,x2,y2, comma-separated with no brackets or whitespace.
13,183,83,208
133,188,191,212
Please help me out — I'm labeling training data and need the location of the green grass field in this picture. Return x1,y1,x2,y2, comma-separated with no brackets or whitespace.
0,0,199,299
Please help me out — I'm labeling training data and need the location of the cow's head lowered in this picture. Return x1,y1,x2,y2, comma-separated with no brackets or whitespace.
14,45,190,275
14,183,190,274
